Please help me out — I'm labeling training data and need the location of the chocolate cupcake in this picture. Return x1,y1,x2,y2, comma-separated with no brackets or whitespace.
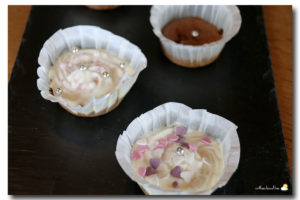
86,5,120,10
115,102,240,195
162,17,223,46
150,6,242,68
37,25,147,117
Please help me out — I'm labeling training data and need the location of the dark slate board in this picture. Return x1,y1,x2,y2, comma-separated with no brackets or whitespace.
8,5,292,195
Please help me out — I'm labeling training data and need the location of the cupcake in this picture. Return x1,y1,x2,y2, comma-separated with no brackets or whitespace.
37,25,147,117
115,102,240,195
150,5,242,68
86,5,120,10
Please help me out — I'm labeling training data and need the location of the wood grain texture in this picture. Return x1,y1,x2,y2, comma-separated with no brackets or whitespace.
8,5,31,80
8,5,293,179
263,6,293,178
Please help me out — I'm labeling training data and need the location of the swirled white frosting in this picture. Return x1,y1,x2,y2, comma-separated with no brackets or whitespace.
131,124,224,192
48,49,135,107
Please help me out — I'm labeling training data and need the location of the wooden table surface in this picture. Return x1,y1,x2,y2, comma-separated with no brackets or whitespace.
8,5,293,178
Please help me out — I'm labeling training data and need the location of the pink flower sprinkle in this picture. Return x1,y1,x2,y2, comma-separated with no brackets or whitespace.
188,143,198,152
153,144,163,150
130,145,149,160
200,137,211,145
138,167,147,177
136,145,150,153
175,126,187,136
167,133,179,142
154,139,168,150
145,166,157,176
159,139,168,146
172,181,179,188
176,135,185,144
149,158,161,169
170,166,181,178
130,150,141,160
181,142,189,149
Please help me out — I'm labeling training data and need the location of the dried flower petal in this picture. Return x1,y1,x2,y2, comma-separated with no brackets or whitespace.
154,139,168,150
158,139,168,146
150,158,161,169
172,181,179,188
153,144,163,150
176,135,185,144
145,166,157,176
167,133,179,142
188,143,198,152
180,142,189,149
175,126,187,136
138,167,147,177
130,150,141,160
200,137,211,145
136,145,150,153
170,166,182,178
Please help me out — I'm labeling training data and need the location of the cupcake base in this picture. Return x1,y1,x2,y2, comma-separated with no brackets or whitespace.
59,97,123,117
86,5,120,10
115,102,240,195
150,5,242,69
163,48,220,68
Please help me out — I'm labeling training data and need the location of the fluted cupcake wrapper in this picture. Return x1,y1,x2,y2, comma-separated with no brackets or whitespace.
115,102,240,195
37,25,147,116
150,5,242,67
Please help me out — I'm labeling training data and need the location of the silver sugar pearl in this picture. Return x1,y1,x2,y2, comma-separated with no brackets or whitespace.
119,63,126,69
55,88,62,95
80,65,87,71
176,147,185,155
191,30,199,37
72,47,79,53
102,72,110,78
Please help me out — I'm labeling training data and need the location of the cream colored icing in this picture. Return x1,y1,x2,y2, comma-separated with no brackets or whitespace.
49,48,135,107
131,124,224,192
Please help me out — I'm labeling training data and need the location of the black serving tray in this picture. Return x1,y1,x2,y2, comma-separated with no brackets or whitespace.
8,5,292,195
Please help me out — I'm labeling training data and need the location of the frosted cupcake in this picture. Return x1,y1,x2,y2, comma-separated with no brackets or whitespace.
37,25,147,117
150,5,242,68
116,102,240,195
131,124,224,192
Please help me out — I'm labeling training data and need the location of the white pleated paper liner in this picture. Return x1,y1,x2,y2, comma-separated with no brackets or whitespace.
115,102,240,195
150,5,242,67
37,25,147,116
